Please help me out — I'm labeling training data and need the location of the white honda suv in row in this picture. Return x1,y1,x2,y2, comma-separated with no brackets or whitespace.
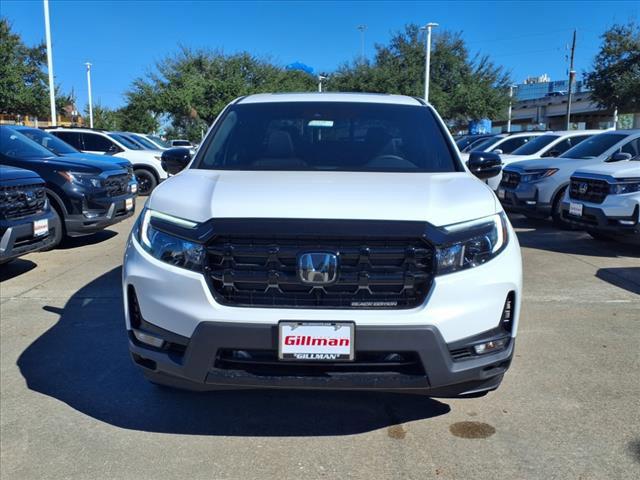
123,93,522,397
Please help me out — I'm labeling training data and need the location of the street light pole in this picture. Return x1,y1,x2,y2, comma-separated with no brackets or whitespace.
43,0,57,126
506,85,514,132
565,29,577,130
318,75,327,93
421,22,439,102
357,25,367,63
85,63,94,128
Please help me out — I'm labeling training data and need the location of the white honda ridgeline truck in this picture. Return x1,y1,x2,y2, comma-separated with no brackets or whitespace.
123,93,522,398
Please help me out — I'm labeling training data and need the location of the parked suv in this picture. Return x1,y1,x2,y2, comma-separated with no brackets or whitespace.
459,131,547,161
47,128,167,195
123,93,522,397
498,130,640,224
0,165,58,263
11,126,137,195
1,127,136,248
561,156,639,242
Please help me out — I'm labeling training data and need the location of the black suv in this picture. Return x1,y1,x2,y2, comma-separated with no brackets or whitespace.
0,126,136,248
0,165,58,263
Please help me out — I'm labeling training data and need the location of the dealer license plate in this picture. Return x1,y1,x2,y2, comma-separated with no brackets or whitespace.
33,219,48,237
497,188,505,199
125,198,134,211
278,322,355,361
569,202,583,217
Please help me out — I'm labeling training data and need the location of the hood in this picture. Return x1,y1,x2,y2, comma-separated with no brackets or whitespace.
63,152,131,167
572,160,640,180
148,170,498,227
5,155,127,174
506,157,601,173
0,165,43,182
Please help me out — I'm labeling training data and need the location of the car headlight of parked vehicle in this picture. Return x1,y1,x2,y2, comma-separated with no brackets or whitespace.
136,208,205,271
436,213,509,275
610,180,640,194
58,171,102,188
520,168,558,183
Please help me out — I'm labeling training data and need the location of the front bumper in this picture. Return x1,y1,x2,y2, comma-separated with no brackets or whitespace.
498,183,552,217
0,208,58,263
561,200,640,236
65,194,136,236
129,320,514,396
123,222,522,395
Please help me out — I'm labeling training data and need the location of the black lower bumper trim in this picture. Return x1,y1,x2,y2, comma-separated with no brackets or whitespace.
561,203,639,235
128,321,514,397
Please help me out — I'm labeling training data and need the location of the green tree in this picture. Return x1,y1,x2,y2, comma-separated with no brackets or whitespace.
0,18,49,117
124,47,316,141
328,24,511,124
86,103,121,131
584,21,640,114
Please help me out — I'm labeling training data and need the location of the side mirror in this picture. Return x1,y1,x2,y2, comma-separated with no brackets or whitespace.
608,152,632,162
467,151,502,179
492,149,504,155
161,147,191,175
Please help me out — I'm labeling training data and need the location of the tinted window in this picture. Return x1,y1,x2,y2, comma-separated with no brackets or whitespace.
172,140,191,146
148,135,170,148
511,135,559,155
82,132,116,152
108,133,141,150
466,136,503,152
0,127,56,158
542,135,592,157
494,136,533,154
196,102,458,172
621,138,640,156
52,131,83,150
130,134,158,150
19,128,78,154
560,133,626,159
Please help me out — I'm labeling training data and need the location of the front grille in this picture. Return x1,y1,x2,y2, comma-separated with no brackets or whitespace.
0,183,46,220
501,171,521,189
206,235,435,309
569,177,609,204
104,173,129,197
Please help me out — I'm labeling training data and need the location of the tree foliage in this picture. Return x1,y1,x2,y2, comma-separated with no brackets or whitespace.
584,21,640,113
328,25,511,124
125,47,317,140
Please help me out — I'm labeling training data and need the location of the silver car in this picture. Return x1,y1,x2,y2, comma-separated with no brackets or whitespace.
497,130,640,225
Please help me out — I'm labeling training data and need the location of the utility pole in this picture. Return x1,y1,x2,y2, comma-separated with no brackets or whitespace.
357,25,367,63
565,29,577,130
43,0,57,126
85,63,94,128
421,22,439,102
506,85,514,132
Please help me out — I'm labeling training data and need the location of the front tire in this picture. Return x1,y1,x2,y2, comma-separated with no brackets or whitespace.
551,187,570,229
135,169,157,196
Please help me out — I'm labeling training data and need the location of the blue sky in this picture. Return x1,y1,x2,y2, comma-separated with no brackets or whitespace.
3,0,639,111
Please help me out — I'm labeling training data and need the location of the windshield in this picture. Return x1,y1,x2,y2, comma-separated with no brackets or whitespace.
18,128,78,155
559,133,626,159
467,136,503,152
457,135,489,150
511,134,559,155
0,127,58,159
109,133,142,150
196,102,458,172
130,134,158,150
148,135,170,148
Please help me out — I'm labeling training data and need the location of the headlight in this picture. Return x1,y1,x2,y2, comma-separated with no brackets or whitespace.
520,169,558,183
436,213,509,275
58,171,102,188
610,180,640,195
136,208,204,271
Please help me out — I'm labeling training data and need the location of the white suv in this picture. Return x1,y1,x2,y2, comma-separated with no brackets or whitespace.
48,128,167,195
561,156,639,243
123,93,522,397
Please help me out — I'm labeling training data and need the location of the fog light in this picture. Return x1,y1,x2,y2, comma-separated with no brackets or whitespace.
83,211,100,219
618,219,635,225
133,329,165,348
525,200,536,205
473,338,508,355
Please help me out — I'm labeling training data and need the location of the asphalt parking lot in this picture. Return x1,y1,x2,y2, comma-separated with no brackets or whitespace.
1,204,638,480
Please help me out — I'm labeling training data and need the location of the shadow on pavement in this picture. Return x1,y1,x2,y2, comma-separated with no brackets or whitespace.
57,230,118,250
596,267,640,295
0,258,37,282
17,266,450,436
509,214,640,258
